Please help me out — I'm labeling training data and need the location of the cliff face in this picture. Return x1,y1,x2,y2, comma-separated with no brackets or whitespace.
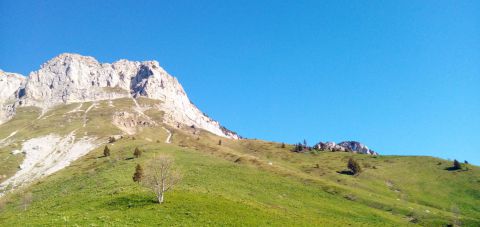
0,70,26,124
0,53,239,139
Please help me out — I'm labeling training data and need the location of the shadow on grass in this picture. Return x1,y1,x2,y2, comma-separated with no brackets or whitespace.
444,167,468,171
103,194,157,209
337,170,354,175
125,157,134,160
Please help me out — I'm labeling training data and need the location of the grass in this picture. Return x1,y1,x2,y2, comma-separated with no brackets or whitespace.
0,98,479,226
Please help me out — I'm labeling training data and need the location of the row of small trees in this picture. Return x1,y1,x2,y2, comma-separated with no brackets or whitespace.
103,146,142,158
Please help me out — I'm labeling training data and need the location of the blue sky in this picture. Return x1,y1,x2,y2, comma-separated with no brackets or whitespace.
1,1,479,164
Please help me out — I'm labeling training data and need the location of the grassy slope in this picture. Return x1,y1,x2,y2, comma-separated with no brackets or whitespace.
0,99,478,226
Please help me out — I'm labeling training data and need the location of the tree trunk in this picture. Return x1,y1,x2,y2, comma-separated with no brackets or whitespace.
158,193,164,204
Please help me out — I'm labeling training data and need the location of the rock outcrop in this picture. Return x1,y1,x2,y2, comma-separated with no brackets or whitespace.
338,141,378,155
0,70,26,124
314,141,378,155
0,53,239,139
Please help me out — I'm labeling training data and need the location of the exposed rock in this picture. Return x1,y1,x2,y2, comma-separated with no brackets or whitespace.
0,131,98,196
0,53,239,139
0,70,26,124
314,141,378,155
314,142,346,152
112,111,156,135
338,141,378,155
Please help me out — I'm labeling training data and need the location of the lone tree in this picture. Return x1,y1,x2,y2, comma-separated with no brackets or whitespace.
452,159,462,170
132,164,144,183
281,143,286,148
347,158,362,175
134,147,142,158
104,145,111,157
142,155,182,204
218,140,222,146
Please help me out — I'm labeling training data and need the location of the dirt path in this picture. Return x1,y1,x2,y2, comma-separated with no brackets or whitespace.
162,127,172,143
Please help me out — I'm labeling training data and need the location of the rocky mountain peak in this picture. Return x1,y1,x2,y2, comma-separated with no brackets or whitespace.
0,54,239,139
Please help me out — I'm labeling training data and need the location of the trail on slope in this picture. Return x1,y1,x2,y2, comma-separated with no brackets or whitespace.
83,103,98,127
131,97,150,118
0,130,18,148
67,103,84,113
0,131,99,196
162,127,172,143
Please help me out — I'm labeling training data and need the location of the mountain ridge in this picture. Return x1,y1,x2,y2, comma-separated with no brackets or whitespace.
0,53,239,139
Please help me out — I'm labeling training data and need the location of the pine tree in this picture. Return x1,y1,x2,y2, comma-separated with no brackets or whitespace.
347,158,362,175
104,145,111,157
132,164,143,183
453,159,462,170
134,147,142,158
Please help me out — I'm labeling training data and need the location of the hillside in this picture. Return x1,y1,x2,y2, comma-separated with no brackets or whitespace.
0,54,479,226
0,98,479,226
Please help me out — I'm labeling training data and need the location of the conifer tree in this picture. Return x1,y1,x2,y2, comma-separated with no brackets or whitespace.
104,145,111,157
453,159,462,170
132,164,144,183
134,147,142,158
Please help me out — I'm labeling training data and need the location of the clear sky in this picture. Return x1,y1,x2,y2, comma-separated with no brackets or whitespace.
1,1,479,164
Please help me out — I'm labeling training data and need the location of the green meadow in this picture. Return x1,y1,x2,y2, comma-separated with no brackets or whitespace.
0,99,478,226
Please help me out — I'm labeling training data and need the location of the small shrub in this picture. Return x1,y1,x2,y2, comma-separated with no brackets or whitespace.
218,140,222,146
347,158,362,175
281,143,286,148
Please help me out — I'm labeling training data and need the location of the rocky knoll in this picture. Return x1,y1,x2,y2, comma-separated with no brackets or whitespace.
314,141,378,155
0,53,239,139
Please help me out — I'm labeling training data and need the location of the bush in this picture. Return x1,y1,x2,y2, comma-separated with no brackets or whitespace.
348,158,362,175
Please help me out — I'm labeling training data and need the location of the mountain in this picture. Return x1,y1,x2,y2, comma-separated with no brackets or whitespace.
0,54,478,226
0,53,238,139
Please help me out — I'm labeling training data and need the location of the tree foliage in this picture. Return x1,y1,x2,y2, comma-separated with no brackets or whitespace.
103,146,111,157
142,155,182,204
134,147,142,158
132,164,144,183
347,158,362,175
453,159,462,170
